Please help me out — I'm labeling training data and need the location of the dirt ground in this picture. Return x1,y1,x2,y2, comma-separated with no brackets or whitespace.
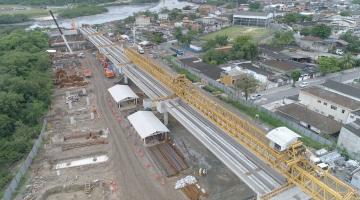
167,116,256,200
15,37,256,200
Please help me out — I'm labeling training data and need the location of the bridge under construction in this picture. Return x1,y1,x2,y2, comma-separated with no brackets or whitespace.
79,27,359,200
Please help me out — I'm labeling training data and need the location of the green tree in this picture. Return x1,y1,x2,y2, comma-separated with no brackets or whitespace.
317,56,340,74
279,13,313,25
0,29,52,189
242,43,258,61
340,53,355,69
249,2,261,11
340,31,360,53
203,39,217,51
0,114,15,137
0,14,29,24
340,10,351,16
202,49,227,65
174,27,183,41
235,74,259,100
272,31,295,46
149,32,165,44
215,35,228,46
291,70,301,87
300,27,312,36
311,24,332,39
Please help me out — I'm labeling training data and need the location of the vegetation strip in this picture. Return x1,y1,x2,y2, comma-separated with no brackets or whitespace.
0,29,52,194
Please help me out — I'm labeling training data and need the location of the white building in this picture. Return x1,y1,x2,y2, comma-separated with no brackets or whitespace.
127,111,169,147
299,86,360,123
108,85,139,110
158,13,168,20
135,15,151,26
338,120,360,160
233,11,273,27
266,127,301,151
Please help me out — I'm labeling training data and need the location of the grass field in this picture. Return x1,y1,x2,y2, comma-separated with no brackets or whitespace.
201,26,273,42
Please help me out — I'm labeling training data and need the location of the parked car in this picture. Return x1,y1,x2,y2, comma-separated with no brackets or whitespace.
299,82,309,88
250,94,262,100
336,49,344,55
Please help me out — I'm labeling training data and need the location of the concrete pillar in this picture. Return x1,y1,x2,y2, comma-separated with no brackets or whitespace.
86,97,90,106
164,112,168,126
124,75,128,84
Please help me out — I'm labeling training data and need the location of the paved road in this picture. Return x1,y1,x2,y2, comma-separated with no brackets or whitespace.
257,67,360,105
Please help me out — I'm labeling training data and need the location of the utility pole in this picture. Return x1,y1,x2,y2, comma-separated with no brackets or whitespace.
132,25,136,47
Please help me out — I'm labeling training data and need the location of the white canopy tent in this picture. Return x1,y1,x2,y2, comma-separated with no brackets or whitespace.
108,85,139,109
266,127,301,151
127,111,169,146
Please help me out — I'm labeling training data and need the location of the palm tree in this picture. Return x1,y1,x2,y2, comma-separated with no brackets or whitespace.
341,53,355,70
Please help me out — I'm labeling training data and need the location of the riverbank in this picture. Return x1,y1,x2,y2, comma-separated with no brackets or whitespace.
58,4,108,18
0,14,30,24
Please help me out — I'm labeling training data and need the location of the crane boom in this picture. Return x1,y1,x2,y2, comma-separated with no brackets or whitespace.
49,10,73,54
124,47,360,200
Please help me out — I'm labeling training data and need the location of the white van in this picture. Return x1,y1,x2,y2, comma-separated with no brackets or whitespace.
137,45,144,54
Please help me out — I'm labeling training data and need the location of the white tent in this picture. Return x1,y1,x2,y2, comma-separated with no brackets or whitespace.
108,85,138,104
127,111,169,139
266,127,301,151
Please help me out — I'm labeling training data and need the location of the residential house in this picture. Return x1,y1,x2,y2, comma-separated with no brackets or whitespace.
220,63,277,89
337,119,360,160
259,60,317,81
135,15,151,26
276,103,342,135
299,86,360,123
179,57,222,80
321,80,360,123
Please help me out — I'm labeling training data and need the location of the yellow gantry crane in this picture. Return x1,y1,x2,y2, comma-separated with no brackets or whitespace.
124,48,360,200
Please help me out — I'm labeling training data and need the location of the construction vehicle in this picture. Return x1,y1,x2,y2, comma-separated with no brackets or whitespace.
124,47,359,200
95,51,115,78
104,68,115,78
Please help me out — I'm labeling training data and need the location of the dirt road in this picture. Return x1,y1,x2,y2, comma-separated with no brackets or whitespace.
86,52,185,200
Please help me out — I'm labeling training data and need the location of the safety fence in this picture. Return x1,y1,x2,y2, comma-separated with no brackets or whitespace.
164,56,333,146
2,119,47,200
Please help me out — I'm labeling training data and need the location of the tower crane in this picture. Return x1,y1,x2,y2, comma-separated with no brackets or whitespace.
49,10,73,54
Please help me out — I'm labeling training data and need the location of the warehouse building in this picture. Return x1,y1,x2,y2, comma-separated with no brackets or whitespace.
233,11,273,27
127,111,169,147
108,84,139,111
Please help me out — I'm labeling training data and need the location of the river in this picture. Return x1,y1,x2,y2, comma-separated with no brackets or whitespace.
29,0,195,29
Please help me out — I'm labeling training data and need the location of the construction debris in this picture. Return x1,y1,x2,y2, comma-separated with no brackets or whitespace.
61,139,108,151
55,69,88,88
175,175,197,189
149,142,188,177
175,176,208,200
63,130,105,141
